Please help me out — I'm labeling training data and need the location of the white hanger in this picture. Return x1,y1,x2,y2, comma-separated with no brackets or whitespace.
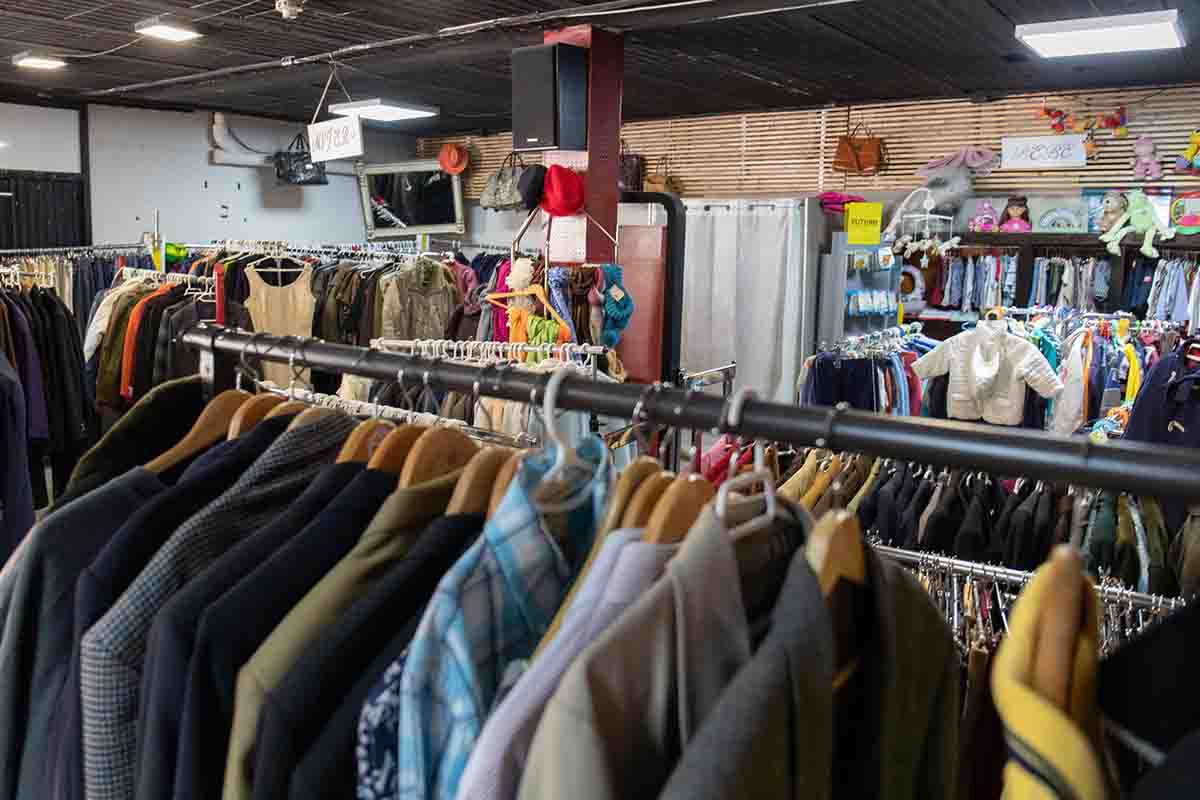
715,388,779,538
534,365,594,512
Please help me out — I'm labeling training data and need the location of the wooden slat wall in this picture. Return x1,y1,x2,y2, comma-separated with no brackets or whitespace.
418,83,1200,199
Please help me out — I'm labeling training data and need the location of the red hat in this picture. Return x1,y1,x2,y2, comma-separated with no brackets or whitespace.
539,165,585,217
437,143,470,175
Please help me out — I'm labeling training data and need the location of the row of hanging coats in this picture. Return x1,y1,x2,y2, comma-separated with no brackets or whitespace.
2,332,1199,800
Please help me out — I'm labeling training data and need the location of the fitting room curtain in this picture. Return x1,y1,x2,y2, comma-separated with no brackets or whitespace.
681,198,807,403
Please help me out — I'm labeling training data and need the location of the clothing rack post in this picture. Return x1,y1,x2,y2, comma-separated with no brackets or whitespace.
181,325,1200,499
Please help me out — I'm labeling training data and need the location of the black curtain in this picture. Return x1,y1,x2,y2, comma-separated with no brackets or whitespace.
0,171,87,249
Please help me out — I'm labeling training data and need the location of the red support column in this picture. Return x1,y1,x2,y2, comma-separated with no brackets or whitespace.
545,25,623,263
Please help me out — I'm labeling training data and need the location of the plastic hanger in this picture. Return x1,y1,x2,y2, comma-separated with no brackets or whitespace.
714,390,780,539
531,367,594,512
805,509,868,688
485,283,571,332
145,389,251,475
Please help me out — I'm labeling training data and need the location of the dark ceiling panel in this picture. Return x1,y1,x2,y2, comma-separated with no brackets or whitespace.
0,0,1198,133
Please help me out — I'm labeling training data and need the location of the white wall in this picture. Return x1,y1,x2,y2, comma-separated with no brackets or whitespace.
87,104,414,245
0,103,81,173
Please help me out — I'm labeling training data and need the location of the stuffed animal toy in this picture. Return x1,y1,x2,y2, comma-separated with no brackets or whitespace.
1083,129,1098,160
1100,189,1175,258
1175,130,1200,173
1100,106,1129,138
968,200,999,232
1131,136,1163,180
1099,191,1129,233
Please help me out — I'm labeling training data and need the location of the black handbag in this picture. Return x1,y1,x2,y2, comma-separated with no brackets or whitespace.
274,134,328,185
618,140,645,192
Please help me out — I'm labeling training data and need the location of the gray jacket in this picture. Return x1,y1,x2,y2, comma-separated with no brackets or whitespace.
659,545,959,800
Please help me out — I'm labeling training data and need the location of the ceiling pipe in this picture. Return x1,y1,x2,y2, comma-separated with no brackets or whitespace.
84,0,859,98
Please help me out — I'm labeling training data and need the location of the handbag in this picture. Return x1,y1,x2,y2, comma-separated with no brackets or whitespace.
273,134,328,185
618,140,645,192
643,155,682,195
832,123,888,176
480,152,526,210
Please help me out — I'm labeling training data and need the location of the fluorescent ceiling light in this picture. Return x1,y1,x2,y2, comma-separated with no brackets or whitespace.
1016,9,1184,57
328,98,439,122
11,51,66,69
135,16,204,42
0,142,8,148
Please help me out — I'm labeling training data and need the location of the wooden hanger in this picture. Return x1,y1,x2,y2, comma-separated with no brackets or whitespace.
487,451,525,518
336,419,395,463
287,406,342,431
621,470,675,529
446,447,513,515
227,394,286,439
644,474,715,544
399,427,478,487
597,457,659,536
145,389,251,475
806,510,868,688
485,284,571,331
366,425,427,475
264,400,308,420
1032,545,1086,711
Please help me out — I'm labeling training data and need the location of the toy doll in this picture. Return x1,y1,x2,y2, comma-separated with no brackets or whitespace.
999,195,1032,232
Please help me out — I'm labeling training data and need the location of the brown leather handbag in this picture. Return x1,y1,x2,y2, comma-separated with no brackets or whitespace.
832,123,888,176
644,155,683,195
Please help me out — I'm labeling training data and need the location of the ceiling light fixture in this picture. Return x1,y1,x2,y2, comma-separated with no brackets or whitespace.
328,98,439,122
1016,9,1184,57
11,51,67,69
134,16,204,42
0,142,9,149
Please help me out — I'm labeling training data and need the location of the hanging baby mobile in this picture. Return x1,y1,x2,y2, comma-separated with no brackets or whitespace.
1099,189,1175,258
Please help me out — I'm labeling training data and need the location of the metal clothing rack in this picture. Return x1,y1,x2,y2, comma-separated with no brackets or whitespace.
116,266,214,285
0,242,145,256
875,544,1183,613
181,326,1200,500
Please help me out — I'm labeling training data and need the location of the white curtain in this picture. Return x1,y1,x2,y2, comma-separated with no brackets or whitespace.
681,199,806,403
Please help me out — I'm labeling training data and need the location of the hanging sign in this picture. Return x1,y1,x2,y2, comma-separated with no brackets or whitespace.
845,202,883,246
307,116,363,163
1001,135,1087,170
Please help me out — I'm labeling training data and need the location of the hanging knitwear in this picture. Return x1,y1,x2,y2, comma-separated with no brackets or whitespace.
600,264,634,347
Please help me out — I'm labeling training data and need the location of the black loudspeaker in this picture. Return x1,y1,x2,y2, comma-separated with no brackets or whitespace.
511,43,588,152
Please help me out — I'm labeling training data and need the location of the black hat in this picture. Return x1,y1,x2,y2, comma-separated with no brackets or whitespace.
518,165,547,212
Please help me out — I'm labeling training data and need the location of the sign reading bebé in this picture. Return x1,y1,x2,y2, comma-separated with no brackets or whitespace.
1001,135,1086,170
307,116,363,163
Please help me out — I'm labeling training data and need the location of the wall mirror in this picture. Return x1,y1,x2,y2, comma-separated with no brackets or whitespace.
356,158,466,239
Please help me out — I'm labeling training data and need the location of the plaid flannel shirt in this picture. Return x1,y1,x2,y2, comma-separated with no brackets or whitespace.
391,438,610,800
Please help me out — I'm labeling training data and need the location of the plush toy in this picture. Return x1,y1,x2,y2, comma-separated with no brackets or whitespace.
1175,129,1200,173
1131,136,1163,180
999,195,1032,232
1099,191,1129,233
968,200,999,232
1083,129,1099,160
1041,104,1069,134
1100,106,1129,138
1099,189,1175,258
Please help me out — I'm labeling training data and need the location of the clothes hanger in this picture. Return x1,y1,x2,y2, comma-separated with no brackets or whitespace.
805,509,868,689
144,388,252,474
643,391,721,547
337,419,396,463
621,470,675,528
363,368,429,475
531,367,594,512
398,370,479,486
446,447,514,515
485,283,572,332
226,335,286,438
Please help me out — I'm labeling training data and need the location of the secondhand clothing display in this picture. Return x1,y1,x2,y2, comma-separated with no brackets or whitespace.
912,320,1062,426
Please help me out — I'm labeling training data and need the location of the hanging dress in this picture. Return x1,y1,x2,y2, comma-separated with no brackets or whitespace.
244,264,316,387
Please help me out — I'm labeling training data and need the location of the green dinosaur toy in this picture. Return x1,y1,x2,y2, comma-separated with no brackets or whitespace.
1099,190,1175,258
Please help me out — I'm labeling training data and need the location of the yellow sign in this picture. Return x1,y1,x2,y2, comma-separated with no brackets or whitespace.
846,202,883,246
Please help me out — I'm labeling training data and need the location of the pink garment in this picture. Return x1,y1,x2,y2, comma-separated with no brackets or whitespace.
491,259,512,342
700,435,737,475
900,351,922,416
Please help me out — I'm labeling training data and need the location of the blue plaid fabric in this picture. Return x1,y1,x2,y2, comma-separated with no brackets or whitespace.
391,438,610,800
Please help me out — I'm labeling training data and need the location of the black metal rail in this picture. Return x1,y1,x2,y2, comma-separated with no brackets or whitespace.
183,325,1200,499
